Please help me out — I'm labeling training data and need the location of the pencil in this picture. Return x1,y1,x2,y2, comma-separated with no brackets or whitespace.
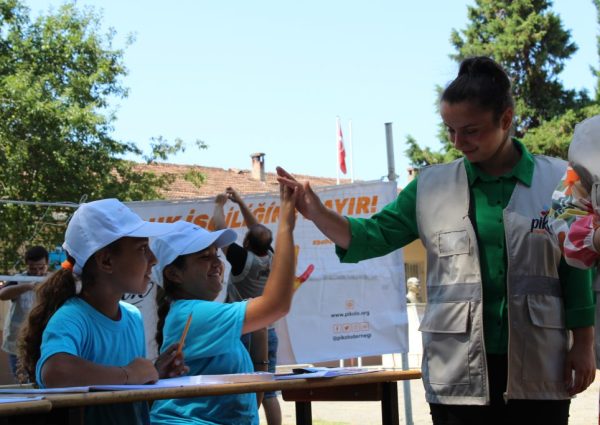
176,313,193,356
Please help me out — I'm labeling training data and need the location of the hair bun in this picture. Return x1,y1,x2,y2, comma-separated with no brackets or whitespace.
442,56,514,122
458,56,510,89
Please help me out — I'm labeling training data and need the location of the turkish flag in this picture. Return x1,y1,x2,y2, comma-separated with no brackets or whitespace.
337,123,347,174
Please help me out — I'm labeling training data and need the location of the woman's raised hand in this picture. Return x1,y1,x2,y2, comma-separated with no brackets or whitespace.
276,166,324,221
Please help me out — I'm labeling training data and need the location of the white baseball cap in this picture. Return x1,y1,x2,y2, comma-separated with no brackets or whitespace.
63,198,174,274
569,114,600,189
151,220,237,286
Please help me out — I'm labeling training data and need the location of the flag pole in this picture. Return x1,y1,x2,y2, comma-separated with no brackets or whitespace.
349,119,354,183
336,117,341,185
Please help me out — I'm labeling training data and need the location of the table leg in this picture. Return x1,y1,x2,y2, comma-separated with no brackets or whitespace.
295,401,312,425
381,382,399,425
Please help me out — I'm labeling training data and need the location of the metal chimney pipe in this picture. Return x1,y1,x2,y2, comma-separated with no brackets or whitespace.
384,123,397,182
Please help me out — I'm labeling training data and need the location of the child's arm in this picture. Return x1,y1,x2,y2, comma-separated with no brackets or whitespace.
41,353,158,387
563,214,600,268
242,184,297,334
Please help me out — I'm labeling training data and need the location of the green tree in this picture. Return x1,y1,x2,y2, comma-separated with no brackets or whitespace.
522,0,600,157
406,0,589,167
593,0,600,100
0,1,201,271
521,104,600,157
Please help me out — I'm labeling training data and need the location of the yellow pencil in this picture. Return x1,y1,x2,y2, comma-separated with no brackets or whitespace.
176,313,193,356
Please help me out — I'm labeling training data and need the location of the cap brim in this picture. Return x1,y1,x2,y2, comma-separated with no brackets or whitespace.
180,228,237,257
213,228,237,248
127,221,175,238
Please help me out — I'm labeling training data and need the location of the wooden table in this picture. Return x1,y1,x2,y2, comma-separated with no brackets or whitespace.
0,369,421,425
0,399,52,424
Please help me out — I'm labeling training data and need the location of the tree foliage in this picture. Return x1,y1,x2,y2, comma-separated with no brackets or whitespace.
522,104,600,157
0,1,201,271
406,0,594,167
593,0,600,101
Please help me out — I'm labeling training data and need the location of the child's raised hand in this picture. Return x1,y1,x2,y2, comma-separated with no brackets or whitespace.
215,193,228,206
155,343,189,379
123,357,159,384
279,180,298,230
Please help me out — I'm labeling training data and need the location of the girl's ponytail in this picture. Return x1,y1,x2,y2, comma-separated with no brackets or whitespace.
155,255,186,350
155,284,172,350
17,266,78,383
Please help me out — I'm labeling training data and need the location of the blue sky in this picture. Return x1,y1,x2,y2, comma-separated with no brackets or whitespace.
25,0,599,187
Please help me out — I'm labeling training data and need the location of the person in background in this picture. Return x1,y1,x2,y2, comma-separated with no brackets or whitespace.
0,246,49,380
277,56,595,425
548,114,600,423
213,186,282,425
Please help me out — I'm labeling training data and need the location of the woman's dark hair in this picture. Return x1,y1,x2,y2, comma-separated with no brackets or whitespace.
441,56,514,123
17,241,121,384
155,255,188,349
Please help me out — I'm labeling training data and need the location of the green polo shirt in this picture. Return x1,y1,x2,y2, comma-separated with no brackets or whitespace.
337,140,594,354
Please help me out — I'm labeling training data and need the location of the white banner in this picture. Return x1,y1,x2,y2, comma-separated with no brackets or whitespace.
126,180,407,364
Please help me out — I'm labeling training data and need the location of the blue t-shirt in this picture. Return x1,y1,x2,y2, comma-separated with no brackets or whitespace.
151,299,258,425
36,297,149,425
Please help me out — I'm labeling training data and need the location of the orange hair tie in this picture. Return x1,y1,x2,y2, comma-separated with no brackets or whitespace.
61,259,74,271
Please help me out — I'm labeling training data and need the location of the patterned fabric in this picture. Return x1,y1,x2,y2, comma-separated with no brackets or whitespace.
550,166,599,269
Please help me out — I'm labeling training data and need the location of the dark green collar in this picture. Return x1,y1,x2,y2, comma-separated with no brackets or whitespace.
464,138,534,187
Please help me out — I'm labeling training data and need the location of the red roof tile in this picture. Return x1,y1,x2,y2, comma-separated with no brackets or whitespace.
133,162,353,199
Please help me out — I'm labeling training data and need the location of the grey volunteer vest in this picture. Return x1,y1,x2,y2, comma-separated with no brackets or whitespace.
227,250,273,302
416,156,568,405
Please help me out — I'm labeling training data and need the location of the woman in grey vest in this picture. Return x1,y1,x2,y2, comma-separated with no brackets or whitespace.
277,57,595,425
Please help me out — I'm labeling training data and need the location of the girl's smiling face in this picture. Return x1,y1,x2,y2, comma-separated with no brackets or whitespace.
167,244,225,301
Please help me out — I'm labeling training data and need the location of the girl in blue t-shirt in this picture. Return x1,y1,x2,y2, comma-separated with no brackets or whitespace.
18,199,187,425
150,183,298,425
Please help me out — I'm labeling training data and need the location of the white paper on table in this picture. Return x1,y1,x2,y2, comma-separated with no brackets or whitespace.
275,367,379,381
0,395,45,403
90,373,274,391
0,386,90,394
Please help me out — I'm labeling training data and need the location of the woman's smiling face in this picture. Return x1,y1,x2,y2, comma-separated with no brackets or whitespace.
441,100,513,166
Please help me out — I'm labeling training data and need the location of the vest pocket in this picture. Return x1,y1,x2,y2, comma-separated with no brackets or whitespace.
522,295,567,382
437,230,470,257
419,301,471,385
